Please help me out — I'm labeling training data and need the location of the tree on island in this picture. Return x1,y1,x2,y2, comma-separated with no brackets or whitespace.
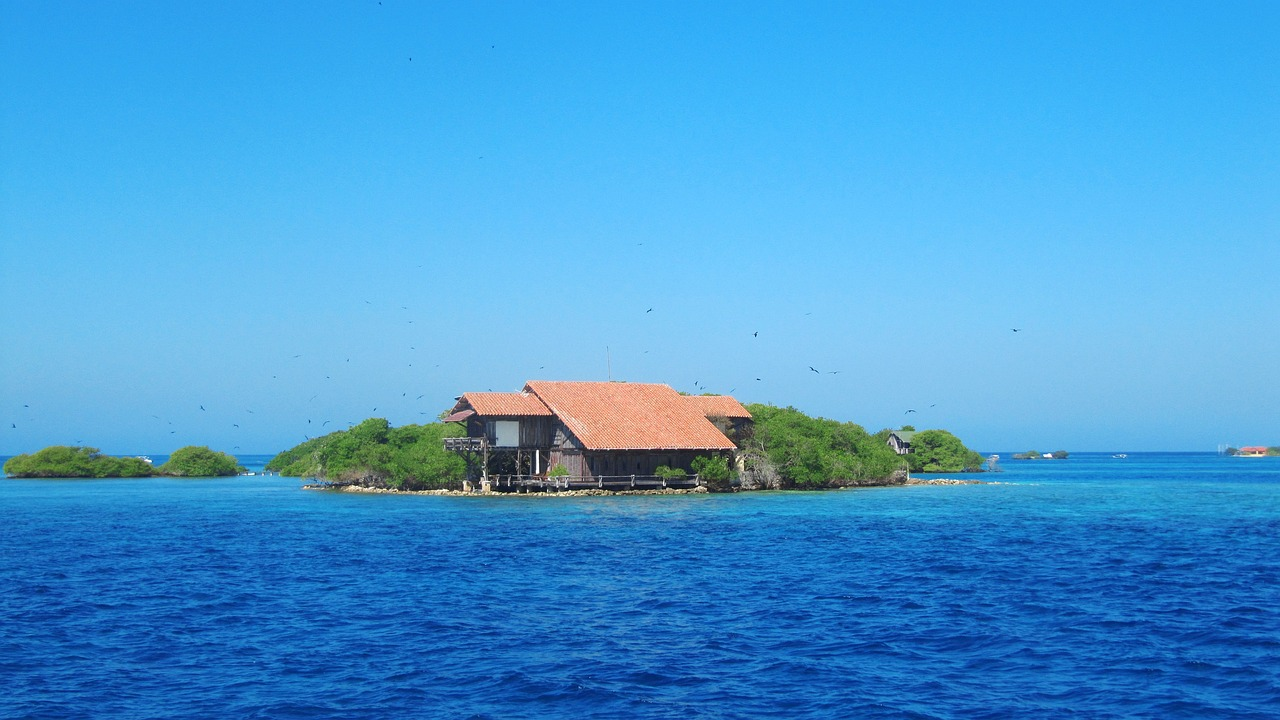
3,446,153,478
903,430,986,473
265,418,466,490
157,446,244,477
740,404,907,489
1012,450,1069,460
691,454,733,492
4,445,247,478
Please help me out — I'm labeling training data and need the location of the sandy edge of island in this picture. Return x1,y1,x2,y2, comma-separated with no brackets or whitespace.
302,477,987,497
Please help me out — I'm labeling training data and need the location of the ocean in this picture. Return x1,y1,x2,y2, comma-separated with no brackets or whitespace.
1,453,1277,719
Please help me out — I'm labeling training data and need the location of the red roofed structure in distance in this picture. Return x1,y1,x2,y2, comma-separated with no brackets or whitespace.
444,381,752,485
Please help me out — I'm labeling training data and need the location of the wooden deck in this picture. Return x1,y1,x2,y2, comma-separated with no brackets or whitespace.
485,474,703,492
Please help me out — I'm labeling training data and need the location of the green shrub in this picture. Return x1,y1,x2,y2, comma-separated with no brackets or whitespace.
692,455,733,492
905,430,986,473
158,446,244,477
654,465,687,481
745,404,905,488
548,463,570,478
3,446,154,478
266,419,466,490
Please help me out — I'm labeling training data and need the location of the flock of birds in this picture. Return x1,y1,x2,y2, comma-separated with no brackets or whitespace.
7,307,1027,447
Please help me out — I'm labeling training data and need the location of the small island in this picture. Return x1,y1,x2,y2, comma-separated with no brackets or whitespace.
1225,446,1279,458
3,445,245,478
268,390,986,494
1012,450,1069,460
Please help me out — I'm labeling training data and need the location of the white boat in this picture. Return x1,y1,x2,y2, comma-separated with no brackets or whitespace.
1112,454,1127,459
136,455,153,464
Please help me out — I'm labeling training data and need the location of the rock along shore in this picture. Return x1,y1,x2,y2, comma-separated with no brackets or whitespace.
302,476,986,496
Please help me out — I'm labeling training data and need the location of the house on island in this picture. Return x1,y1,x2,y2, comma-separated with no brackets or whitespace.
1237,446,1268,458
442,380,751,491
887,430,916,455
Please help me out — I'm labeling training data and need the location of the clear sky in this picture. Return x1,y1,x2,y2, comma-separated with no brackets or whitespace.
2,1,1277,455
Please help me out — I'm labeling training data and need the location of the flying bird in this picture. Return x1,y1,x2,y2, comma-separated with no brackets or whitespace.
646,308,653,313
1011,328,1022,332
322,421,331,427
200,405,205,411
753,332,758,337
905,409,917,414
233,424,239,428
809,366,820,374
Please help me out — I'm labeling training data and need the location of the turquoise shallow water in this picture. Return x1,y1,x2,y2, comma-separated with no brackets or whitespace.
2,453,1278,718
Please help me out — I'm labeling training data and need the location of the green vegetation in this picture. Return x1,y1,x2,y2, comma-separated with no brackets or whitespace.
157,446,244,477
1270,447,1280,457
1012,450,1069,460
548,464,570,478
742,404,906,489
900,430,986,473
691,455,732,492
654,465,688,481
265,418,467,490
3,446,153,478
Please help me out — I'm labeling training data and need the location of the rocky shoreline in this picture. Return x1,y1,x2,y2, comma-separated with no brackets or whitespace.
302,476,985,497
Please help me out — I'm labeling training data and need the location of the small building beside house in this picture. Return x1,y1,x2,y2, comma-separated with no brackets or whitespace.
443,380,751,490
887,430,916,455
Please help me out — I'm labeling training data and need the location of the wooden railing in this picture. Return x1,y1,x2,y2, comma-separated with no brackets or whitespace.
444,437,487,452
486,474,702,492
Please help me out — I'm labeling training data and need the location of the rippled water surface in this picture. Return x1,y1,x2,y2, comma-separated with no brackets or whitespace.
3,453,1278,718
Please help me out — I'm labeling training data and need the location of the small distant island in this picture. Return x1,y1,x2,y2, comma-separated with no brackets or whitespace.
3,445,245,478
1012,450,1069,460
1225,446,1280,457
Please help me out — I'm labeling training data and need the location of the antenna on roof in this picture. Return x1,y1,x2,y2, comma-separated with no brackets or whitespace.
606,345,612,381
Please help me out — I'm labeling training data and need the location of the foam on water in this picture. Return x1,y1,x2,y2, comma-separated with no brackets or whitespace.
2,453,1278,718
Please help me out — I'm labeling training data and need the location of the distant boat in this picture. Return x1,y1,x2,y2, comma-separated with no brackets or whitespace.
136,456,153,464
1112,454,1127,459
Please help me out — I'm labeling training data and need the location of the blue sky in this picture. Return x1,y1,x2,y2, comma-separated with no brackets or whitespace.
2,1,1276,454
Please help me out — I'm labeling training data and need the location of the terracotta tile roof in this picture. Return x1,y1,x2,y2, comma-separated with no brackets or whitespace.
460,391,553,417
524,381,739,451
685,394,752,419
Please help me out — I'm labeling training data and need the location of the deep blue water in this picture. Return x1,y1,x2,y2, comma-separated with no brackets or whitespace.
2,453,1278,719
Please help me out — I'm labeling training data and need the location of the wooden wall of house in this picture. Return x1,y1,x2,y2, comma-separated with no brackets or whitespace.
548,449,588,477
520,418,552,448
585,451,727,477
466,416,553,448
